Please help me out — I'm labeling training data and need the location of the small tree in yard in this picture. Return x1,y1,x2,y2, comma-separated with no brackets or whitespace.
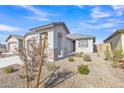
19,33,47,88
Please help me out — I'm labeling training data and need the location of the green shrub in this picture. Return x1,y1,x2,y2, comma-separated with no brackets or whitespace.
104,47,112,61
4,66,14,73
112,49,124,61
83,55,91,62
75,52,83,57
68,57,75,62
78,64,90,75
45,62,57,72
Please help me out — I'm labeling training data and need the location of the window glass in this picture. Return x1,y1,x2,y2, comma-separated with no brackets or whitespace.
79,40,88,48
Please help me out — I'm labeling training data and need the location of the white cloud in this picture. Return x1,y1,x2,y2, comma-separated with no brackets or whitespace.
112,5,124,16
23,16,50,21
20,5,59,21
0,24,22,32
91,7,111,19
119,20,124,23
86,20,97,23
80,22,115,29
20,5,48,17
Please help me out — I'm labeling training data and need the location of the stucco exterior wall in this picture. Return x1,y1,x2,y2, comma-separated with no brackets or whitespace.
25,34,35,49
54,25,73,57
66,39,74,54
75,39,94,53
121,33,124,51
105,33,122,50
7,37,19,53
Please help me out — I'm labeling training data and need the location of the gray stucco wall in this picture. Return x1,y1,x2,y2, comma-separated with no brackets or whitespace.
105,33,122,50
75,39,94,53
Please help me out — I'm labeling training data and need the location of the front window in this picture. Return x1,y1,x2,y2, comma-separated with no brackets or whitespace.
79,40,88,48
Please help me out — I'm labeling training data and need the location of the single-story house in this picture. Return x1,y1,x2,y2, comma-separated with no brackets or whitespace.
6,35,24,54
104,29,124,51
6,22,95,61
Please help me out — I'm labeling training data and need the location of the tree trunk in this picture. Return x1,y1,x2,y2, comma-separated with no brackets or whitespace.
35,33,47,88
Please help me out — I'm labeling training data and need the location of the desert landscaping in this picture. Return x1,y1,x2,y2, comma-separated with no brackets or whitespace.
0,52,124,88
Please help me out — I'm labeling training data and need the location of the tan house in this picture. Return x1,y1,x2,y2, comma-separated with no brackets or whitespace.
24,22,95,61
104,29,124,51
5,22,95,61
6,35,24,54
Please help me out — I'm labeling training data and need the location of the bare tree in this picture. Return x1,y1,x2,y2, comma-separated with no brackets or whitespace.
19,33,47,88
35,33,47,88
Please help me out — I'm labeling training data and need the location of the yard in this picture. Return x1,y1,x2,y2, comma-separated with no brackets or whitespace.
0,53,124,88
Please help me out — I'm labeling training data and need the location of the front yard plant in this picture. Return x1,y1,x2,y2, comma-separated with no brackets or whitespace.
4,66,14,73
112,48,124,61
104,47,112,61
78,64,90,75
111,61,119,68
45,62,57,72
83,55,91,62
68,57,75,62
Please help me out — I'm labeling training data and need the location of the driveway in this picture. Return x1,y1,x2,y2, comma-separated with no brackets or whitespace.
0,56,23,68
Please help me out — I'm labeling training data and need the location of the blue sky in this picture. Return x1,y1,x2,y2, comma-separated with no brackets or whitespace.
0,5,124,44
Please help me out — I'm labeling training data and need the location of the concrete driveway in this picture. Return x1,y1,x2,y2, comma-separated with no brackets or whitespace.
0,56,23,68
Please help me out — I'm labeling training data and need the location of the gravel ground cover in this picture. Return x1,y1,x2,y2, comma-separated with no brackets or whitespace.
0,53,124,88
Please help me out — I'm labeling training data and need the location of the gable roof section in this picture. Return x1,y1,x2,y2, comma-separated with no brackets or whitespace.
66,34,96,42
6,34,24,42
104,29,124,42
24,22,70,37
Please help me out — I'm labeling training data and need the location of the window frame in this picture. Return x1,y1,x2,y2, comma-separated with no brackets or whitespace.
78,39,88,48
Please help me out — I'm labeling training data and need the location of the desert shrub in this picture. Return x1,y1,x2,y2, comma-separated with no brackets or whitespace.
104,47,112,61
112,49,124,61
4,66,14,73
78,64,90,75
111,61,119,68
68,57,75,62
45,62,57,72
75,52,83,57
83,55,91,62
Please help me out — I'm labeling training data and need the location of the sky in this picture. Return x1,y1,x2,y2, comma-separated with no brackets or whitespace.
0,5,124,44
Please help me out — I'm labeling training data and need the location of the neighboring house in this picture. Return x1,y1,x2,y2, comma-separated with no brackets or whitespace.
0,44,7,53
6,22,95,61
6,35,24,54
104,29,124,51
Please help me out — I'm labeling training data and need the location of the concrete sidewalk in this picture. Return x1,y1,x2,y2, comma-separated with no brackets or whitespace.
0,56,23,68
